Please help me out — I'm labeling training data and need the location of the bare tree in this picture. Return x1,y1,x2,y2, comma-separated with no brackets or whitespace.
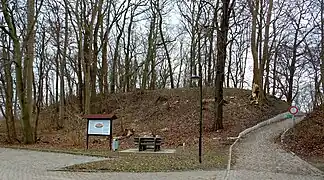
214,0,235,130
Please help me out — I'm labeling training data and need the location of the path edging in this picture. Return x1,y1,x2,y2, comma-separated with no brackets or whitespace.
1,146,108,158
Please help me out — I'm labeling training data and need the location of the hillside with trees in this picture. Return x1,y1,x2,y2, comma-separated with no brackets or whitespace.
0,88,288,150
0,0,322,150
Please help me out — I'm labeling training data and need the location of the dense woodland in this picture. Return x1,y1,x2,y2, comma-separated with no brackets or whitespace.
0,0,323,144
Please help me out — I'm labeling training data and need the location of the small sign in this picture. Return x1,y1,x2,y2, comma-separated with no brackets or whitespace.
84,114,117,150
88,120,110,135
286,114,293,119
288,106,299,115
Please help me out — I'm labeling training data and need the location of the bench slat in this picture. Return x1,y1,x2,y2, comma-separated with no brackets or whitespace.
134,137,163,152
135,142,162,145
134,144,163,146
134,140,163,142
134,138,162,140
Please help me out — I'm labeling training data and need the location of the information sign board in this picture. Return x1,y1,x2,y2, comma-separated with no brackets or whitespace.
88,120,111,135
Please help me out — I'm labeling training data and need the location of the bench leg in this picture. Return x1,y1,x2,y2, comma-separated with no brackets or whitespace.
139,138,142,151
154,138,157,152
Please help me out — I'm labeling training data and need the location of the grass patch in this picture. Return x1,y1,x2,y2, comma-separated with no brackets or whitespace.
1,145,228,172
64,148,227,172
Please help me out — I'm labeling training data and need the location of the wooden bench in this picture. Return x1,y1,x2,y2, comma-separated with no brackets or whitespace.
134,137,163,152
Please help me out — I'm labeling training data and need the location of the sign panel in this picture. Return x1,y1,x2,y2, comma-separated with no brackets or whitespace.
288,106,299,115
88,119,111,135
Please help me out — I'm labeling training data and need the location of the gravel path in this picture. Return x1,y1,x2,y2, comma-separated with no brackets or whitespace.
230,116,324,179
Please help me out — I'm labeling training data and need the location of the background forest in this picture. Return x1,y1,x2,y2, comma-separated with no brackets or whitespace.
0,0,323,144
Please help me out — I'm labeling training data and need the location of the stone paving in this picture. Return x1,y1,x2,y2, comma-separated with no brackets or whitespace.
229,116,324,180
0,148,224,180
0,115,323,180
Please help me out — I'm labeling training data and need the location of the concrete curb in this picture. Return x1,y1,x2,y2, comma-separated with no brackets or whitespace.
280,118,324,177
1,146,109,158
224,112,292,179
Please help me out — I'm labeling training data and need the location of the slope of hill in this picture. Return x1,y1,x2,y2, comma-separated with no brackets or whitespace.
283,105,324,171
0,87,288,150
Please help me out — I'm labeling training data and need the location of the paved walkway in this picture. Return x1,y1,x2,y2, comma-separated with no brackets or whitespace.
0,116,323,180
0,148,224,180
229,116,324,180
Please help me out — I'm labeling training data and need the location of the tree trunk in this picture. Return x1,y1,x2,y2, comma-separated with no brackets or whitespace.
157,5,174,89
142,8,156,89
177,41,184,88
83,25,92,114
21,0,36,143
149,13,158,90
214,0,234,130
321,0,324,92
287,29,300,106
251,0,259,86
207,5,217,86
91,0,104,98
59,4,69,129
227,40,233,87
55,27,60,128
111,16,127,93
102,30,109,94
2,37,17,142
250,0,265,104
261,0,273,97
125,9,134,92
34,30,46,141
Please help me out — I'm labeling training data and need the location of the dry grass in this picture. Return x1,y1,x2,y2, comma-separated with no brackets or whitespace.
65,148,228,172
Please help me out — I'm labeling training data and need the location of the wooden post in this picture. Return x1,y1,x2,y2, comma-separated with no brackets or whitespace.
109,120,113,150
86,119,89,149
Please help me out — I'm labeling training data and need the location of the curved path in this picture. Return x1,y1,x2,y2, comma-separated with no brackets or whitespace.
228,116,324,180
1,115,323,179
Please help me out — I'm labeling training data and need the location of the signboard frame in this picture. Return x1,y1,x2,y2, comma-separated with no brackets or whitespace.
84,114,117,150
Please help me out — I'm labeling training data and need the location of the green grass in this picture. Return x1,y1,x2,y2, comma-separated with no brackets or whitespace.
64,148,228,172
3,145,228,172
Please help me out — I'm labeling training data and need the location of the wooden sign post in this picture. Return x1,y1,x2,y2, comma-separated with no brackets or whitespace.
84,114,117,150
